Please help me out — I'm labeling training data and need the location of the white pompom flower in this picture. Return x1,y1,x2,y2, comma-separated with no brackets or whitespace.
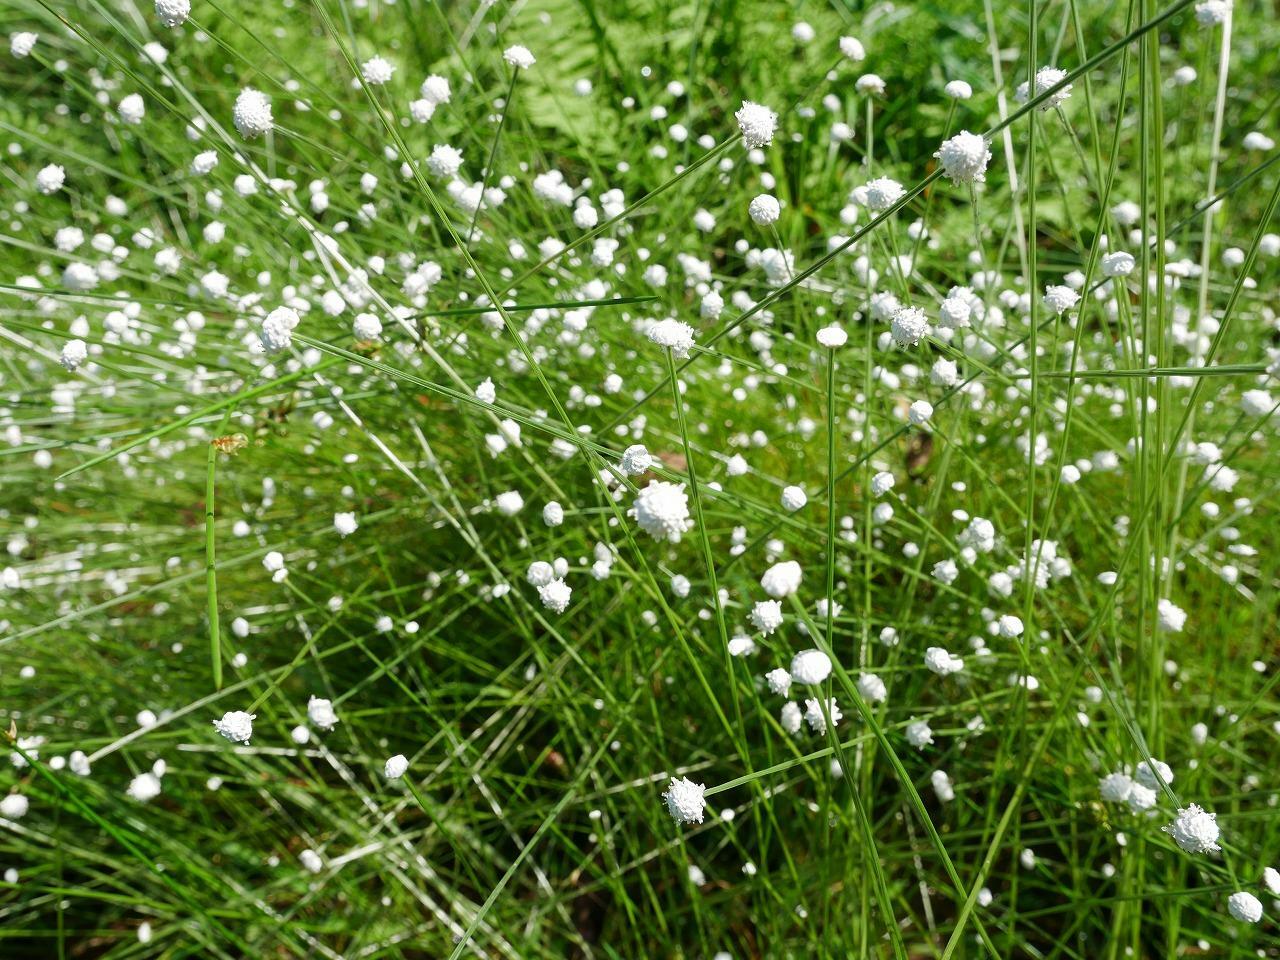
890,306,930,346
307,696,340,732
620,444,653,476
361,56,395,85
646,318,696,358
838,36,866,62
118,93,146,125
790,649,832,685
760,560,802,598
735,100,778,148
154,0,190,28
780,486,807,512
662,776,707,824
1164,804,1221,854
748,194,781,225
1227,891,1262,923
60,339,88,372
233,88,273,139
259,306,300,354
935,131,991,184
1042,284,1080,316
864,177,905,213
1016,66,1072,111
384,754,409,779
213,710,255,744
538,578,572,613
816,325,847,348
750,600,784,635
631,480,693,543
35,164,65,195
503,45,536,69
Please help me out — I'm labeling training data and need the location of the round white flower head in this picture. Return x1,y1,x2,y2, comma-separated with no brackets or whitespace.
495,490,524,516
1017,66,1072,111
352,312,382,341
503,45,536,69
908,400,934,425
935,131,991,184
1240,389,1273,417
10,32,38,58
780,486,807,512
118,93,145,125
154,0,190,27
944,79,973,100
780,700,803,734
333,512,358,537
426,143,464,178
760,560,802,598
1243,131,1274,151
1042,284,1080,315
816,324,847,348
127,772,162,802
620,444,653,476
864,177,906,213
856,74,886,96
856,672,887,703
307,695,339,732
631,480,693,543
1164,804,1221,854
804,697,841,734
233,88,273,139
213,710,255,744
646,317,696,358
1262,866,1280,895
662,776,706,824
1101,251,1135,277
0,794,30,819
259,306,300,354
410,98,437,123
361,56,395,85
765,667,792,696
750,600,784,635
924,646,964,676
60,339,88,372
997,614,1024,638
538,578,572,613
1098,771,1135,803
384,754,409,779
748,194,781,225
735,100,778,148
1227,891,1262,923
1133,757,1174,789
1156,598,1187,632
526,561,555,587
542,501,564,526
906,718,934,748
1128,785,1157,812
890,306,930,346
838,36,866,61
1195,0,1231,25
421,74,451,103
790,649,832,685
35,164,65,195
939,296,972,329
871,471,895,496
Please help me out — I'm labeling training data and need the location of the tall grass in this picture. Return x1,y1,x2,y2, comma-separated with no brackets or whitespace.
1,0,1278,955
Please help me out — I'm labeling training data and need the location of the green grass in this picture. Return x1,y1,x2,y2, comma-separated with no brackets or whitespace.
1,0,1279,956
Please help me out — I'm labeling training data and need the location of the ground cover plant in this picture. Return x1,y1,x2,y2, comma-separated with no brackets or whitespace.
1,0,1279,955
